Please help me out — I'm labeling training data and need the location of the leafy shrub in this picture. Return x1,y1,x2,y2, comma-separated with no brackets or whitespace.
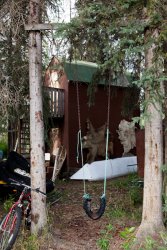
0,135,8,158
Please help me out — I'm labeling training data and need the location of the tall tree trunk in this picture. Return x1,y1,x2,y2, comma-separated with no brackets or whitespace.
136,29,165,239
29,0,47,233
162,56,167,223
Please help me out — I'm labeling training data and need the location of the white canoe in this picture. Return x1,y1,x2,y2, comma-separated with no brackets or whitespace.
70,156,137,181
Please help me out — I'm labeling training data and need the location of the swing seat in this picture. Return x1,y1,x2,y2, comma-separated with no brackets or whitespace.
83,194,106,220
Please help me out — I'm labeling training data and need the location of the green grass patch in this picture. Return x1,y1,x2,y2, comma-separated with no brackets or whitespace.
97,224,114,250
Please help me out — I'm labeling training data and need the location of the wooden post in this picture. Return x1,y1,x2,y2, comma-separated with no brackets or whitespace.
28,0,47,233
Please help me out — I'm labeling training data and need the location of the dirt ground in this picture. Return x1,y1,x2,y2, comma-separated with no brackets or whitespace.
40,178,141,250
0,176,142,250
47,184,121,249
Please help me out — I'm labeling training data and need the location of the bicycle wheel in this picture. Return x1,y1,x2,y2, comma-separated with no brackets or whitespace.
0,206,22,250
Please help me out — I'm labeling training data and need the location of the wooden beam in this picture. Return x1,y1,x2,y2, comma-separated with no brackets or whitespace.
25,23,63,31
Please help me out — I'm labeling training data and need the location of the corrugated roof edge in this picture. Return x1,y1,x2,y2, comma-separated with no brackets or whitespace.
63,60,130,87
65,60,98,68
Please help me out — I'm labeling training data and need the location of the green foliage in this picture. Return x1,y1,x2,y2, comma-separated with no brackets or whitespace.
0,0,60,126
161,164,167,173
3,195,15,212
62,0,147,70
110,173,140,188
13,231,41,250
58,0,167,123
129,176,143,206
106,174,142,224
160,233,167,248
144,236,157,250
162,192,167,226
161,165,167,226
96,224,114,250
139,233,167,250
129,186,143,206
120,227,136,250
132,113,149,129
0,0,29,124
107,206,126,219
0,135,8,157
12,204,54,250
21,234,40,250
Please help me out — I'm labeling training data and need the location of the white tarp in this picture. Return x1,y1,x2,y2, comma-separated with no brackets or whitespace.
70,156,137,181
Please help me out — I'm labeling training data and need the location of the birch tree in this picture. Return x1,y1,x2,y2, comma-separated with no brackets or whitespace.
29,0,47,233
136,28,165,239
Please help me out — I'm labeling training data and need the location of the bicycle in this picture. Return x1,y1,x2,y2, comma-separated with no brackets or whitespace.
0,179,46,250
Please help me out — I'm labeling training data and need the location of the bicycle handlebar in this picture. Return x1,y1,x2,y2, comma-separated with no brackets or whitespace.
8,178,46,196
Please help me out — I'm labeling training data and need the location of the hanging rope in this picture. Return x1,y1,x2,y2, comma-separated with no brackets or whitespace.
76,81,86,194
75,67,112,220
103,74,111,196
76,82,81,132
83,75,111,220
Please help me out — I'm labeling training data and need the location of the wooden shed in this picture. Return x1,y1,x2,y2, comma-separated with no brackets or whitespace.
8,57,140,177
44,57,140,176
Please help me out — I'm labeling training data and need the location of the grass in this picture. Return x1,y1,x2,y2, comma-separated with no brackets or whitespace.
96,174,143,249
12,228,52,250
97,224,114,250
0,173,144,250
3,173,167,250
106,174,143,219
12,206,55,250
128,233,167,250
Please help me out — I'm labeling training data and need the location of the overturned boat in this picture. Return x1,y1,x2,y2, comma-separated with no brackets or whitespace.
70,156,137,181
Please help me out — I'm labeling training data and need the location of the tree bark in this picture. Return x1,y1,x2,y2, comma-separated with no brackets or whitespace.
29,0,47,233
136,29,165,239
162,54,167,223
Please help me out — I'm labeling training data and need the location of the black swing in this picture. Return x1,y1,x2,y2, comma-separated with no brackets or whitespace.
76,76,111,220
83,194,106,220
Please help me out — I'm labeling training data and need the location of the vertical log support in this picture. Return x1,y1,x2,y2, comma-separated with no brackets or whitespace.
29,0,47,233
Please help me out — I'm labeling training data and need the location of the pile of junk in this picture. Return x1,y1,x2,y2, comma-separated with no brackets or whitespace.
0,151,54,197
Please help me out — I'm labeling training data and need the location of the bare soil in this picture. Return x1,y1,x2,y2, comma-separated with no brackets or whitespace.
0,176,142,250
41,177,141,250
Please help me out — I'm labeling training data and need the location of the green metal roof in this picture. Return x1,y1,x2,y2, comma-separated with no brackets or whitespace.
64,61,98,83
63,60,130,87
